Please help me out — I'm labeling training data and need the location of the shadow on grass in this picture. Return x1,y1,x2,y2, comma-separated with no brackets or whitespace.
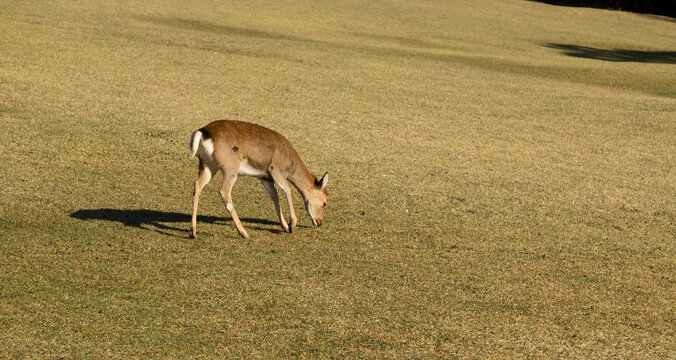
545,43,676,64
122,15,673,96
70,208,284,237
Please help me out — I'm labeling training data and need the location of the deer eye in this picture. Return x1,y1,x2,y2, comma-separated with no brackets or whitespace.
323,202,327,208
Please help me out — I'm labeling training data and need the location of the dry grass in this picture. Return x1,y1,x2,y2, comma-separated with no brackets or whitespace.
1,0,674,358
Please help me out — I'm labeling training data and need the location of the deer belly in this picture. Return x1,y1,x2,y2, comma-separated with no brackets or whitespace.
238,160,266,178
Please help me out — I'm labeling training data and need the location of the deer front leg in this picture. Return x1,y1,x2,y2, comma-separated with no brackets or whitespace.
190,162,214,238
271,173,297,233
219,172,249,239
261,179,290,233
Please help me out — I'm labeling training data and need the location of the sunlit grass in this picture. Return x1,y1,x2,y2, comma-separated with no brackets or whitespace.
1,0,674,357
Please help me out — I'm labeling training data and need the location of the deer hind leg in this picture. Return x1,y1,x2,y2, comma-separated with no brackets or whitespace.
261,179,290,233
190,161,215,238
270,171,297,233
219,170,249,239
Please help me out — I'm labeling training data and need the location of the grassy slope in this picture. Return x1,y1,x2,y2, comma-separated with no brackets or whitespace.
1,0,674,358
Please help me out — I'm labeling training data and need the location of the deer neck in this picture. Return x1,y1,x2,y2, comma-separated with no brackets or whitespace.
288,165,316,201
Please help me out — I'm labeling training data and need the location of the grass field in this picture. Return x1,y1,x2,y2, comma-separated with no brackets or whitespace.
1,0,674,358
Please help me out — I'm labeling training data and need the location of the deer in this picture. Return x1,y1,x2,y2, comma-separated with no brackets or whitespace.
189,120,329,239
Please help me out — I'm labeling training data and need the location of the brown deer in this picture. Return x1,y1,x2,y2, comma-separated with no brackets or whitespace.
189,120,329,238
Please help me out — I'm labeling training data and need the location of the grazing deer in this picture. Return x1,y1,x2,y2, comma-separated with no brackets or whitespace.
189,120,329,238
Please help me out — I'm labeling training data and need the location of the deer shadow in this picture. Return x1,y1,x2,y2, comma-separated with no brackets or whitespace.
70,208,289,237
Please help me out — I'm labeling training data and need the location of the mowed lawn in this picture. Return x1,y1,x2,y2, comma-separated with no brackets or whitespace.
1,0,674,358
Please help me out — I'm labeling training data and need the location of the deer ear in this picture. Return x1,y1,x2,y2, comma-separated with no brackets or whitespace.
316,172,328,190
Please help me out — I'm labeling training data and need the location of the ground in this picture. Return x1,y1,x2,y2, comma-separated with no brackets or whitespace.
0,0,674,358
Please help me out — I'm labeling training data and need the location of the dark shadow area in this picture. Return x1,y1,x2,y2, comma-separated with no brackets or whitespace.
529,0,675,17
133,15,310,43
546,43,676,63
639,13,676,23
71,208,285,237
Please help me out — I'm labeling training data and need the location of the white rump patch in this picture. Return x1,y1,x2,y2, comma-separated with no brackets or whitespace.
200,138,214,158
238,159,265,177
